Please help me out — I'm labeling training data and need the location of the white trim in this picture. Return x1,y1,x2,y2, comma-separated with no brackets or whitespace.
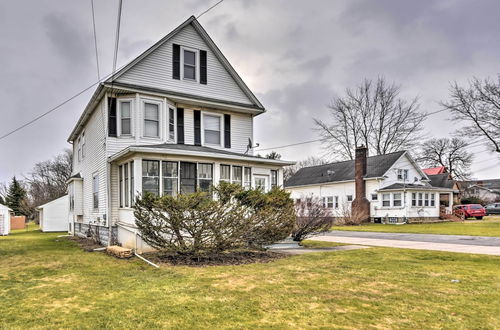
201,111,223,147
254,174,269,192
117,98,134,137
141,97,163,139
180,46,199,83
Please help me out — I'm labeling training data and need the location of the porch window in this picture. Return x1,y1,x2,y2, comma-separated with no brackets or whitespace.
220,164,230,182
120,101,132,135
204,114,221,145
142,160,159,196
418,193,423,206
271,170,278,188
119,165,123,208
393,193,402,207
198,163,213,193
244,167,251,189
180,162,197,194
144,103,159,137
92,173,99,209
382,193,390,207
430,193,435,206
169,108,175,140
412,193,417,206
124,164,129,207
424,193,429,207
162,161,178,197
232,166,242,185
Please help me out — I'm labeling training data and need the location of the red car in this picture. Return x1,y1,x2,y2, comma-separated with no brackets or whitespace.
453,204,486,220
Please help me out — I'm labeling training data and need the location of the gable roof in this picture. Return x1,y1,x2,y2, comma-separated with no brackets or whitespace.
423,166,447,175
428,173,455,189
284,150,406,187
459,179,500,193
109,16,264,110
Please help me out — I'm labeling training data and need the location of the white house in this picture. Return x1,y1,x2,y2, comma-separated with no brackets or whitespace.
37,195,69,232
0,204,12,235
285,147,457,224
66,16,294,248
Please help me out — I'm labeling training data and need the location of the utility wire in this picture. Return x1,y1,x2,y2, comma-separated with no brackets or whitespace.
197,0,224,19
90,0,100,81
112,0,123,76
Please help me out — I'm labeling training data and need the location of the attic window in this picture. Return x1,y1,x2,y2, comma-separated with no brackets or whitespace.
182,48,197,81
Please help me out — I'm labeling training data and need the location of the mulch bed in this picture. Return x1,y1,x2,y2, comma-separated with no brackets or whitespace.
142,250,287,267
65,236,104,252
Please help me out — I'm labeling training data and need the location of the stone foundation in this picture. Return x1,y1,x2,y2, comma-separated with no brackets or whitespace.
74,223,118,246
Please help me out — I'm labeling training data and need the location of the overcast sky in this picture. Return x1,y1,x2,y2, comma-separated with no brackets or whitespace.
0,0,499,184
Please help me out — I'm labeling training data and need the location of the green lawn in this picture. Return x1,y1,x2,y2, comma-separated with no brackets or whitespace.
332,216,500,237
1,227,499,329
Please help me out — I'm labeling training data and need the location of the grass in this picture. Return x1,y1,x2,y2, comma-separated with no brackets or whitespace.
332,216,500,237
300,239,348,248
0,226,499,329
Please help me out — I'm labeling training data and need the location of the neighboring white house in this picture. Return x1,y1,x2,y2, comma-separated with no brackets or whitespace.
285,148,457,224
66,16,294,249
0,204,12,235
37,195,69,232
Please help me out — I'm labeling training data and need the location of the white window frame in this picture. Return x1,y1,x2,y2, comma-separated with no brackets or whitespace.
382,193,391,207
346,195,353,202
201,112,223,147
371,194,378,201
397,169,409,181
141,99,162,139
254,175,269,192
92,172,99,210
118,99,134,137
326,196,334,208
168,107,176,142
81,132,85,160
77,137,81,162
180,46,199,82
393,193,402,207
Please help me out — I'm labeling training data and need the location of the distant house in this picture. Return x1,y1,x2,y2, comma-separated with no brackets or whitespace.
423,168,460,204
0,204,12,235
458,179,500,203
285,147,458,224
66,16,294,248
37,195,69,232
423,166,447,175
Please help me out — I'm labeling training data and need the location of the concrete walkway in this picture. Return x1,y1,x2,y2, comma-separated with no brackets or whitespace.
312,231,500,256
272,245,370,255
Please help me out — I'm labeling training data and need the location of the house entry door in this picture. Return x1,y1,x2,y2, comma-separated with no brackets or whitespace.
180,162,197,194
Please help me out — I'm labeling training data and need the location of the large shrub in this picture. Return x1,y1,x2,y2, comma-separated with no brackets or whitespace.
291,197,333,241
134,183,295,255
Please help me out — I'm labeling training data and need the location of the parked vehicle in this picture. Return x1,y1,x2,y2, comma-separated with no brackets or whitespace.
453,204,486,220
485,203,500,215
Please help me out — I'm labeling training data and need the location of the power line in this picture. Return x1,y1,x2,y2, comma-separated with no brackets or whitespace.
112,0,123,76
90,0,100,81
197,0,224,19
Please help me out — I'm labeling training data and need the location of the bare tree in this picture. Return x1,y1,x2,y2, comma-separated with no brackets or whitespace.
292,196,333,241
265,151,281,160
442,77,500,153
24,149,73,208
417,138,473,180
315,77,426,160
284,156,327,181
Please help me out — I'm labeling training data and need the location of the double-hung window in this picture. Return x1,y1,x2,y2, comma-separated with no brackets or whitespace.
347,195,353,202
371,194,378,201
124,164,129,207
169,107,175,140
183,49,197,80
412,193,417,206
198,163,213,193
142,160,160,196
120,101,132,136
430,193,435,207
162,161,178,197
81,132,85,159
271,170,278,189
424,193,429,206
144,103,159,138
418,193,423,206
397,169,409,181
244,167,251,189
77,137,81,162
393,193,402,207
130,161,134,206
327,196,334,208
232,166,242,185
382,193,390,207
204,114,221,145
119,165,123,208
335,196,339,208
220,164,230,183
92,173,99,209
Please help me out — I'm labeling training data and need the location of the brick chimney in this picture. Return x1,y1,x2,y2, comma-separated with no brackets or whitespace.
351,145,371,222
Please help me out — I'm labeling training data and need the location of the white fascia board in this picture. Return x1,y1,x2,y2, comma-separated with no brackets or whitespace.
285,177,381,189
109,146,296,166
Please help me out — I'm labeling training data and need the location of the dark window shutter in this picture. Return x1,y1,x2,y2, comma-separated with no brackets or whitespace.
224,114,231,148
108,97,117,137
173,44,180,80
200,50,207,85
176,108,184,144
194,110,201,146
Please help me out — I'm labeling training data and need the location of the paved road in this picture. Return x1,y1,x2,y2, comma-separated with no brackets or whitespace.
312,231,500,256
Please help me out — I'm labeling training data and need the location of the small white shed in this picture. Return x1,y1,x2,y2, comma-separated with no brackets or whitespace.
37,195,69,232
0,204,12,235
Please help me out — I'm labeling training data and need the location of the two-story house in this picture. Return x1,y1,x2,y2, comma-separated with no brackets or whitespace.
67,16,294,247
285,147,457,223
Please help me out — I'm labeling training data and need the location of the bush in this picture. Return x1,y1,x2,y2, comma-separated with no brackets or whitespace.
134,183,296,255
291,197,333,241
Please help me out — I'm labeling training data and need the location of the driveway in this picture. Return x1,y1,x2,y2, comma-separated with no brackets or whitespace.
312,231,500,256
